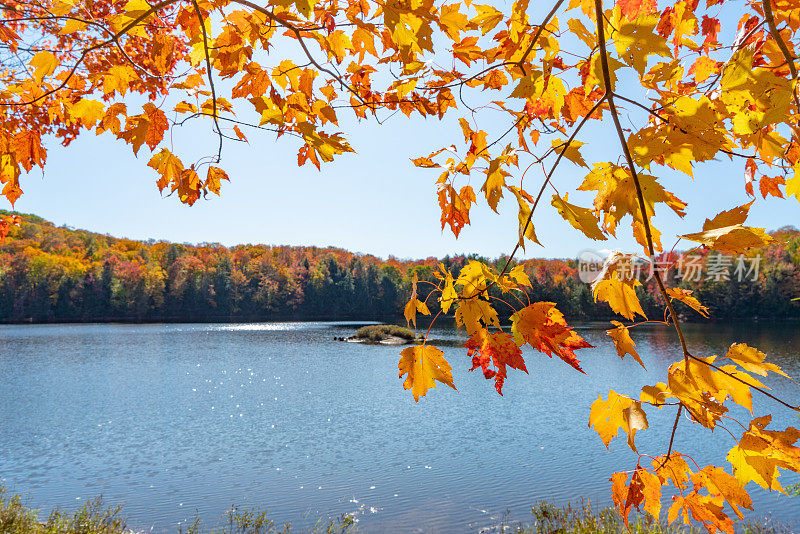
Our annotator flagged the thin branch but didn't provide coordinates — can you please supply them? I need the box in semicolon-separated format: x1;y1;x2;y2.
191;0;222;163
423;310;443;344
494;94;608;283
659;404;683;468
763;0;797;79
762;0;800;110
517;0;566;74
593;0;691;363
457;94;607;302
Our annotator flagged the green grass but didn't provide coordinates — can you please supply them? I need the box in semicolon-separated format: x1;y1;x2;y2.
0;487;127;534
1;486;794;534
0;486;357;534
353;324;416;341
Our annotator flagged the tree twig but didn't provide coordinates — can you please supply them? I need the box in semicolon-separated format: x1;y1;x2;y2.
191;0;223;163
592;0;691;363
659;404;683;468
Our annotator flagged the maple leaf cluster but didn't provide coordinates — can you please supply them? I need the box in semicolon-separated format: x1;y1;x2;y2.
3;0;800;530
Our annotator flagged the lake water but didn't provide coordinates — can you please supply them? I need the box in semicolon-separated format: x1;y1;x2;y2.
1;321;799;532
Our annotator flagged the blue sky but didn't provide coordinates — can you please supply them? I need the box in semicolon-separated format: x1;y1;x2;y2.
8;0;800;261
9;106;800;261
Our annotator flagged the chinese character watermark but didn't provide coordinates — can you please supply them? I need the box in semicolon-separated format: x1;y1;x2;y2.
577;251;762;284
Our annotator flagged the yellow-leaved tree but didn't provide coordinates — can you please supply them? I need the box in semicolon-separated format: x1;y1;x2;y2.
2;0;799;530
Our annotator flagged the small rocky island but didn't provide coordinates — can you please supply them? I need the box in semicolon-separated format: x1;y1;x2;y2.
336;324;424;345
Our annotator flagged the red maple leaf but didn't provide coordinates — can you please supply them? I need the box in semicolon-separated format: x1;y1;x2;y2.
465;331;527;395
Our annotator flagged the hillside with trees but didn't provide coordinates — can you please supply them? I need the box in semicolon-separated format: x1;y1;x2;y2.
1;212;798;324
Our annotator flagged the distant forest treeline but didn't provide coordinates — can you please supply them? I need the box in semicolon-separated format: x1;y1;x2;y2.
1;212;799;323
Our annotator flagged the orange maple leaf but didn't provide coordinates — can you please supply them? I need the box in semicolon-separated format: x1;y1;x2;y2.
464;330;527;395
510;302;592;372
616;0;657;19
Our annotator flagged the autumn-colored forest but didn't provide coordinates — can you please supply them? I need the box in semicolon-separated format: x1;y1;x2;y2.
1;211;798;323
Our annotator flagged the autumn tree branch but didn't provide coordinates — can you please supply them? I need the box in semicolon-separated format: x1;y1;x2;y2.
592;0;691;363
190;0;223;164
473;94;607;295
660;404;683;467
517;0;566;75
494;95;607;279
762;0;797;79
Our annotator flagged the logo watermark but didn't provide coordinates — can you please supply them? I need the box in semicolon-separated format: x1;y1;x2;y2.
577;251;762;284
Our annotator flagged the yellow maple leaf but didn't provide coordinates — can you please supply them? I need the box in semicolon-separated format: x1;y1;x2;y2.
69;99;105;128
398;344;456;401
454;298;499;335
689;56;718;83
691;466;753;520
552;139;588;168
579;163;686;238
666;288;709;318
404;272;431;328
508;264;531;287
653;453;693;490
787;170;800;204
205;167;229;196
29;51;58;83
590;252;647;320
470;4;503;34
594;277;646;320
439;270;457;314
724;343;788;377
148;148;184;193
606;321;645;369
455;259;494;297
668;356;764;426
438;3;468;40
508;186;539;249
481;158;508;212
640;382;669;407
551;193;606;240
59;18;87;35
589;390;649;452
611;12;671;75
668;492;732;534
680;201;775;254
727;415;800;493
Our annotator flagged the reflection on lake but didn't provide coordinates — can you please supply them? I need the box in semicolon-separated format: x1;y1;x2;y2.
1;321;798;532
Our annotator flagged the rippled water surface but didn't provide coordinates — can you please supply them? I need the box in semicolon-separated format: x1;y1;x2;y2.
1;321;799;532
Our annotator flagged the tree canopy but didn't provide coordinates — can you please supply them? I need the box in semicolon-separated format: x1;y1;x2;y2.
2;0;800;530
4;212;797;323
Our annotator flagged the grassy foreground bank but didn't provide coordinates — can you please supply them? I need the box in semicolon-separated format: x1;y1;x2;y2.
1;486;793;534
